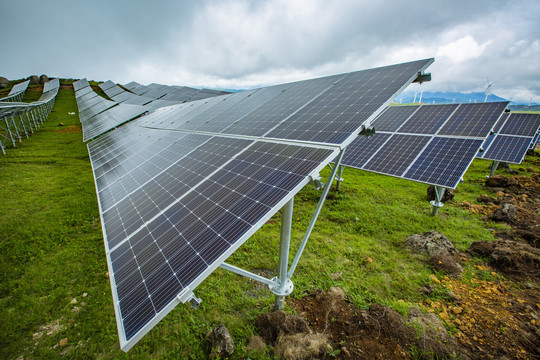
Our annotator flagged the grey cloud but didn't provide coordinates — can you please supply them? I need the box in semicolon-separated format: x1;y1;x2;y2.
1;0;538;102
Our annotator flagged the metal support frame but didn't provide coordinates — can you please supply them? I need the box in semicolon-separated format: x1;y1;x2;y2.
430;186;446;216
335;165;345;191
216;149;346;310
489;161;499;177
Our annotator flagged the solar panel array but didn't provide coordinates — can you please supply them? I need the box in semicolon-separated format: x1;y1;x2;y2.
341;102;508;188
8;80;30;96
73;79;148;141
98;80;230;112
75;58;434;351
480;112;540;163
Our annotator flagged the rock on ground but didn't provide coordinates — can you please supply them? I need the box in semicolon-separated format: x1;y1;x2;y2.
427;185;454;202
28;75;39;85
428;255;463;276
404;231;458;257
486;175;509;188
0;76;8;89
205;323;234;359
490;203;516;222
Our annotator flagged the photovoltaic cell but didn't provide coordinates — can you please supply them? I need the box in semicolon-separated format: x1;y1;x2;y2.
371;105;419;132
8;80;30;95
438;102;508;137
404;137;483;188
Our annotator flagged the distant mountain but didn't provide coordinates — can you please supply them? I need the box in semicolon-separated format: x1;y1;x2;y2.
393;91;510;105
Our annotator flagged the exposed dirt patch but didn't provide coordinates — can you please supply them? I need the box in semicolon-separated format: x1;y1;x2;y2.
291;289;465;359
32;319;63;340
55;125;81;133
419;273;540;359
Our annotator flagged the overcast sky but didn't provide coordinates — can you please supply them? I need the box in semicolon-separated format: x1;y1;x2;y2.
1;0;539;102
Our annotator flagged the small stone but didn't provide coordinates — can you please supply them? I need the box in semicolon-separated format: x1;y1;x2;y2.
70;298;77;304
341;346;351;357
82;293;88;297
365;257;373;263
206;324;234;358
58;122;64;126
105;272;109;277
59;338;68;347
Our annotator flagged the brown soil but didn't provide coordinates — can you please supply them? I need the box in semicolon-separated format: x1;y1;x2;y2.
260;173;540;359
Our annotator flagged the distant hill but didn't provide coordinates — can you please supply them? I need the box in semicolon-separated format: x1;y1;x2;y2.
393;91;511;105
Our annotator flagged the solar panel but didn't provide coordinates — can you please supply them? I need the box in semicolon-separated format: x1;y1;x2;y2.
371;105;419;132
104;85;125;99
531;132;539;149
76;86;94;97
364;134;431;176
478;112;540;163
73;78;90;91
43;78;60;93
265;59;434;144
124;81;141;91
404;137;484;188
88;127;337;350
341;101;508;189
438;102;508;137
80;58;435;351
482;135;533;163
82;104;147;142
499;113;540;136
99;80;116;91
397;104;457;134
9;80;30;95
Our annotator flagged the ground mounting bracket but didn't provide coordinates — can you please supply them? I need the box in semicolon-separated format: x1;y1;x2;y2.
218;149;346;310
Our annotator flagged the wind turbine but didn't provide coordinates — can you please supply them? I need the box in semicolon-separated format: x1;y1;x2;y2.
484;78;496;102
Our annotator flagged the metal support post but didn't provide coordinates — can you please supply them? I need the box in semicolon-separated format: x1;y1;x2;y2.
489;161;499;177
25;112;34;134
10;117;22;142
430;186;445;216
4;118;16;147
288;149;345;278
271;198;294;309
17;114;29;138
335;165;345;191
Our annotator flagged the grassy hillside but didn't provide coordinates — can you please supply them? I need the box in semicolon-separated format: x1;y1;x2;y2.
0;86;537;359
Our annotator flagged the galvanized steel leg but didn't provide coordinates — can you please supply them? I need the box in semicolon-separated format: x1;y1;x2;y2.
288;149;345;278
430;186;445;216
489;161;499;177
272;198;294;310
335;165;345;191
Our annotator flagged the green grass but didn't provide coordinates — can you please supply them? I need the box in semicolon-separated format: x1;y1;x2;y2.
1;87;539;359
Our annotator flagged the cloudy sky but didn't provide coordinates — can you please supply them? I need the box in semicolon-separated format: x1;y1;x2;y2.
1;0;539;102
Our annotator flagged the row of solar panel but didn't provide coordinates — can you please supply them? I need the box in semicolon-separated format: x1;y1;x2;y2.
478;112;540;163
0;78;60;154
98;80;229;111
75;59;435;351
73;80;148;142
340;102;510;188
